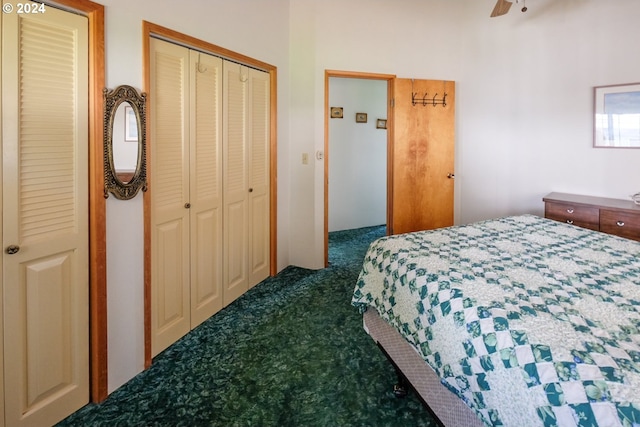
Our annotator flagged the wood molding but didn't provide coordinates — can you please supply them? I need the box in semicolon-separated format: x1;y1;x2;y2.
142;21;153;369
323;70;395;267
143;22;275;72
87;1;107;404
47;0;108;403
270;68;278;276
142;21;278;367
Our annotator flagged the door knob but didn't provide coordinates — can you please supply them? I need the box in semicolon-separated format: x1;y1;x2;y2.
5;245;20;255
184;203;191;209
447;173;455;179
248;188;254;193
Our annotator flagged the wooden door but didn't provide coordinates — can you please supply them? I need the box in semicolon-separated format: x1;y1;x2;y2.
189;50;224;327
2;5;90;425
222;61;249;305
150;38;191;356
247;69;270;289
392;79;455;234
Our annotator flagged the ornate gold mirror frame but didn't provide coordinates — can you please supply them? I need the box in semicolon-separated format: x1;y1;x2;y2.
103;85;147;199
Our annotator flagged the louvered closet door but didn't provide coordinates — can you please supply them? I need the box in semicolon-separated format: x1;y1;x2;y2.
189;50;223;328
222;62;249;306
1;5;90;426
223;63;270;302
247;69;270;288
150;38;191;356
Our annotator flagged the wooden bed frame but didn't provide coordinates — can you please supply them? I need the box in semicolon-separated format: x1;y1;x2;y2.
363;308;485;427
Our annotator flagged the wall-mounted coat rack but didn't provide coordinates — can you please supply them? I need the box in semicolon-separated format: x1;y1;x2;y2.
411;91;447;107
411;79;447;107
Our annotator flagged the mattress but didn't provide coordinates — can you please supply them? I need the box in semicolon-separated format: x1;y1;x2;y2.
352;215;640;427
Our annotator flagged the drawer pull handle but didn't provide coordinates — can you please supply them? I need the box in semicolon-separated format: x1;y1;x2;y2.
566;209;574;214
566;220;574;225
616;221;625;227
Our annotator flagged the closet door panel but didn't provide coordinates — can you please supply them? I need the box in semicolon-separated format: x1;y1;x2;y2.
247;69;270;288
249;193;269;287
154;220;187;330
150;38;190;356
222;61;248;306
224;200;247;305
189;51;223;327
191;211;220;318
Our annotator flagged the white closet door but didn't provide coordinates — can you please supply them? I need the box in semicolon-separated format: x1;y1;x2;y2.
150;38;191;356
189;50;223;327
2;5;89;425
222;61;249;306
247;69;270;288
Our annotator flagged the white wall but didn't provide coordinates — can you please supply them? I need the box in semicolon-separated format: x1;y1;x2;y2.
92;0;640;395
288;0;640;269
328;78;387;231
97;0;291;392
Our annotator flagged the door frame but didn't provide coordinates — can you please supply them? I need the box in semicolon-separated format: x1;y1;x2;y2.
142;21;278;368
323;70;395;267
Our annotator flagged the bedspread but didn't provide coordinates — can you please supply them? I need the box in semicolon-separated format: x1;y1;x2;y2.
352;215;640;427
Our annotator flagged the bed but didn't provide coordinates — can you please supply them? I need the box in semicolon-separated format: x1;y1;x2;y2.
352;215;640;427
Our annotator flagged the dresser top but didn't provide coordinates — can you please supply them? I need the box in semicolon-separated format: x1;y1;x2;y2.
543;192;640;213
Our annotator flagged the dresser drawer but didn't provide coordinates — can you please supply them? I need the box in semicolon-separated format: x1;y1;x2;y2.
600;209;640;241
545;202;600;230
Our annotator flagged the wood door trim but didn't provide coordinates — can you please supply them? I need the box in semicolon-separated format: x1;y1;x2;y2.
323;70;396;267
142;21;278;368
44;0;107;403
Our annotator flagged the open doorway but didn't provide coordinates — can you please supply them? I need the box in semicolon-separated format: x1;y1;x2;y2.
324;72;456;267
324;71;395;267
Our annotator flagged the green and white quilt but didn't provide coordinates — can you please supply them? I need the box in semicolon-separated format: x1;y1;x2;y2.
352;215;640;427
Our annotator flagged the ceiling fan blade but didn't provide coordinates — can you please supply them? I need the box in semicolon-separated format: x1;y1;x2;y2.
490;0;513;17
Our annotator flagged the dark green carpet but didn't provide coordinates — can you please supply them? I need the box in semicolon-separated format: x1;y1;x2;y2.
59;225;437;426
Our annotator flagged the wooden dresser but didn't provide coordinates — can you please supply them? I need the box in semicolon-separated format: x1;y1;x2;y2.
543;192;640;242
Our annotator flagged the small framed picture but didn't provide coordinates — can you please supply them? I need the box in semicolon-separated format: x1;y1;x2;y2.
124;105;138;141
355;112;367;123
330;107;343;119
376;119;387;129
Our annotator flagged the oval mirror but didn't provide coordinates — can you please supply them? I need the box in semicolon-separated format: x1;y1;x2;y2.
112;101;139;184
104;85;147;200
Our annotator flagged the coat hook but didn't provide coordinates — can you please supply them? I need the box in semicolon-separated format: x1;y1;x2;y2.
409;82;447;108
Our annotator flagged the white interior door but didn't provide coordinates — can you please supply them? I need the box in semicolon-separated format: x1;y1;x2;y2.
1;4;90;425
150;38;191;356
